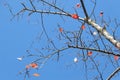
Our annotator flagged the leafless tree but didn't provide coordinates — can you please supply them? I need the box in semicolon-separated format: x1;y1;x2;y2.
6;0;120;80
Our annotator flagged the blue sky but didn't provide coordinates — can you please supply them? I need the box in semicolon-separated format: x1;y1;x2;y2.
0;0;120;80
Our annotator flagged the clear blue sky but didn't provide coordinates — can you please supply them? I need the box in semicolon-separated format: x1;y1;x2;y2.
0;0;120;80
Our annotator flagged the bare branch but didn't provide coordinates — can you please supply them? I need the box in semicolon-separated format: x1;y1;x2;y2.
80;0;89;19
68;45;120;56
87;19;120;49
107;67;120;80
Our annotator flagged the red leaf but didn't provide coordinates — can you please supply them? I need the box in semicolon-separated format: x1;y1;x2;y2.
81;25;85;30
114;55;119;61
59;27;63;32
30;63;38;69
71;14;79;19
76;3;80;8
87;51;92;56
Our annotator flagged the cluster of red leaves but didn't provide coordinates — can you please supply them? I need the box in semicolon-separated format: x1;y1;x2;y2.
25;63;40;77
71;3;81;19
26;63;38;69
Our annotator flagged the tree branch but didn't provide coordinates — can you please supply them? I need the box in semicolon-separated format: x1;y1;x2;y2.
107;67;120;80
16;5;120;50
68;45;120;56
87;19;120;49
80;0;89;19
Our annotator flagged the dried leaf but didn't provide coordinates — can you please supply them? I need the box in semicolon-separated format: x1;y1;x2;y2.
81;25;85;30
30;63;38;69
114;55;119;61
33;73;40;77
71;14;79;19
76;3;80;8
87;51;92;56
59;27;63;32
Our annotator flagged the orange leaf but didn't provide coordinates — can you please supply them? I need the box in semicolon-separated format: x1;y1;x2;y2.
81;25;85;30
71;14;79;19
114;55;119;61
100;11;103;16
33;73;40;77
87;51;92;56
76;3;80;8
59;27;63;32
30;63;38;69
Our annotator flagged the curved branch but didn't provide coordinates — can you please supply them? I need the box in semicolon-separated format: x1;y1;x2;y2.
107;67;120;80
